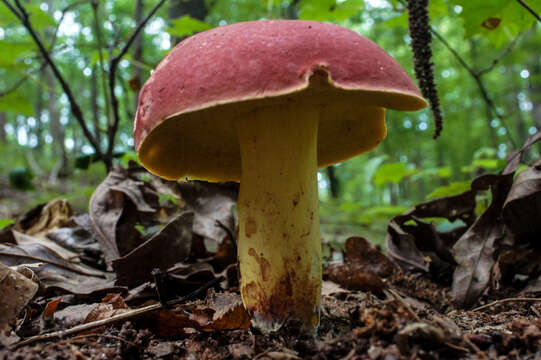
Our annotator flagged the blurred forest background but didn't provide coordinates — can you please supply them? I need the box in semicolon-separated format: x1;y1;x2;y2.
0;0;539;245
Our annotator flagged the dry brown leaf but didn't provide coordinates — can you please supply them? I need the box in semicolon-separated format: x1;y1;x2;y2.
42;297;62;319
324;263;386;295
0;263;39;330
154;292;250;337
15;199;74;236
451;174;514;307
112;213;193;286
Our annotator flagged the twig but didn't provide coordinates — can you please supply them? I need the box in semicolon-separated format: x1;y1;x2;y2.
2;0;103;159
430;28;517;148
106;0;168;163
471;297;541;312
385;287;421;322
0;65;43;97
49;0;88;52
477;37;517;76
10;275;223;349
516;0;541;22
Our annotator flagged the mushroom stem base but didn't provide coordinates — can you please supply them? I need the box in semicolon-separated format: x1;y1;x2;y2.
236;103;321;333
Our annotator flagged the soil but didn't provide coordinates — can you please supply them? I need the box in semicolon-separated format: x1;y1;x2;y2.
2;271;540;360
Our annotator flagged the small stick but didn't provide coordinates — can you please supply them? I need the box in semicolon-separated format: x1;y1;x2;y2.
471;297;541;312
385;288;421;322
11;276;224;349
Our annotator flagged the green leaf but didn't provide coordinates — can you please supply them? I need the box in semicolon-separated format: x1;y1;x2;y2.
167;15;212;38
472;158;506;170
0;41;35;67
26;5;57;30
372;162;415;187
427;181;471;199
385;12;408;28
0;218;15;230
361;205;409;218
0;90;34;116
455;0;538;47
298;0;363;22
0;4;19;26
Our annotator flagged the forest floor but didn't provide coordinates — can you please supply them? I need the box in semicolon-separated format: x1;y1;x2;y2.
2;270;540;359
1;161;541;359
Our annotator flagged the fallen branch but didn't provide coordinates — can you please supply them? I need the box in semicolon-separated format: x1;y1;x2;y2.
11;275;224;349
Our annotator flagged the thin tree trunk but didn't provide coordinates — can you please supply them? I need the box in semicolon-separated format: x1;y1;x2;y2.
46;67;68;177
0;112;6;143
132;0;144;112
90;65;101;146
326;165;339;198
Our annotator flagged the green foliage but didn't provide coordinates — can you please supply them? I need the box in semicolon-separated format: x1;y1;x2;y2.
168;15;212;37
427;181;471;199
25;5;57;30
297;0;364;22
0;219;15;230
0;41;35;68
0;90;34;116
8;166;34;191
455;0;539;47
0;0;539;238
372;162;415;187
118;151;140;167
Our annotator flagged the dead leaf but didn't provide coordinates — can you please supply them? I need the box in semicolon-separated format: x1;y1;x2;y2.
102;293;128;309
42;298;62;319
15;199;74;236
53;304;97;328
386;190;476;274
504;130;541;175
324;263;386;295
113;212;193;286
195;292;250;331
89;166;158;267
344;237;397;277
154;292;250;337
0;233;122;297
0;262;39;330
176;181;238;244
503;158;541;241
451;173;514;307
481;17;501;30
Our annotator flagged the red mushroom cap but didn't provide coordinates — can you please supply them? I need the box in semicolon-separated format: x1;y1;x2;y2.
134;20;427;181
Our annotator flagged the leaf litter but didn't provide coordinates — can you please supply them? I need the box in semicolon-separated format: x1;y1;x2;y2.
2;136;541;358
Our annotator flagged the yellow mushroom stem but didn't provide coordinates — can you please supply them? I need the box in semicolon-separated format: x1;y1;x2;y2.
236;102;322;333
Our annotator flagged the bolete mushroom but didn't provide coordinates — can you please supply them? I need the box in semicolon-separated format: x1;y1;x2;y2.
134;20;427;333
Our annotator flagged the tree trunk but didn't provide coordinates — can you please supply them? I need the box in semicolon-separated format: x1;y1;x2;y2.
0;112;6;143
46;67;69;177
132;0;144;112
326;165;339;198
90;65;101;146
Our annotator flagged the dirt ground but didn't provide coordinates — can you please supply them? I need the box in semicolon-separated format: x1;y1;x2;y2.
2;270;540;360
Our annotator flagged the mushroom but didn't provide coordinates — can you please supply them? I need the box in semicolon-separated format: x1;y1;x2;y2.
134;20;427;333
